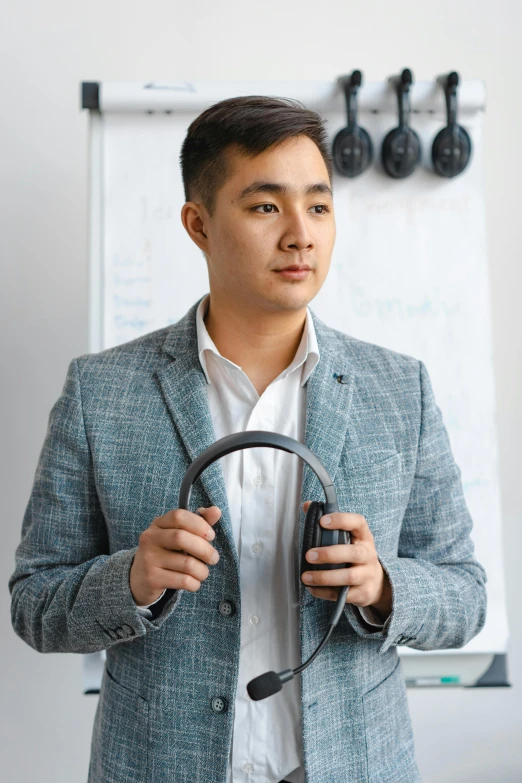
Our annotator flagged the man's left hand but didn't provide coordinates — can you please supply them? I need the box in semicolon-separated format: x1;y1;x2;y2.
301;501;392;619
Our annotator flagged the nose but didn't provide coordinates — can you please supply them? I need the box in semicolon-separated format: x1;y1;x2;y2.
280;211;314;252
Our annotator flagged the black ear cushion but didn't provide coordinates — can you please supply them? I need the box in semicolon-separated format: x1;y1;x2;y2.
431;126;472;177
332;126;374;178
381;127;421;178
301;501;324;578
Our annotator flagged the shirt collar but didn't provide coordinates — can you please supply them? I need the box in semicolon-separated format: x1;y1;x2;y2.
196;293;320;388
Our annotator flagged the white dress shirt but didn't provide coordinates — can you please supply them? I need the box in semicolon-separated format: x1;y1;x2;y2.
136;293;390;782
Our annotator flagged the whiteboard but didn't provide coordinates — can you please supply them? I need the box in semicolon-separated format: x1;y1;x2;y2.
82;79;509;690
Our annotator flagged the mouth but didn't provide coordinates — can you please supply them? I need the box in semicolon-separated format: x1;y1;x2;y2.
274;266;312;279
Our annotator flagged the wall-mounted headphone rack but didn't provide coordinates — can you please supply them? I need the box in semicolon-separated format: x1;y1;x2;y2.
333;69;472;179
82;71;483;184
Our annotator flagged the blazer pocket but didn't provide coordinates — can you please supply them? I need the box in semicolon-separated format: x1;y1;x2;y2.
362;658;419;783
89;666;150;783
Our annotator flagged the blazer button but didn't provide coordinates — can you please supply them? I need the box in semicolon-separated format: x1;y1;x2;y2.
211;696;228;714
218;600;236;617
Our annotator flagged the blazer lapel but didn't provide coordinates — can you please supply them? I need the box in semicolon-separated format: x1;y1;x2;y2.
155;295;356;596
297;314;355;603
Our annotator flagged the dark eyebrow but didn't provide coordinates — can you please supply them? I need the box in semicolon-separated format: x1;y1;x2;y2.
236;181;333;201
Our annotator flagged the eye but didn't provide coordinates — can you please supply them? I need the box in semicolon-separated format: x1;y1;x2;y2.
251;204;278;214
250;203;331;214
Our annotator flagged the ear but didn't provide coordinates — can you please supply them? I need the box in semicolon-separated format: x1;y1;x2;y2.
181;202;209;249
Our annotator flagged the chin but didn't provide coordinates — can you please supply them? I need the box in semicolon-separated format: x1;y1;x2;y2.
264;290;314;311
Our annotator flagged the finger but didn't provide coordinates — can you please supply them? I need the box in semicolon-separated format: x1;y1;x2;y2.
152;567;202;593
320;511;374;543
195;506;222;539
154;549;213;581
307;584;370;607
196;506;222;526
302;564;367;588
306;586;339;602
304;543;369;566
155;526;220;566
158;506;221;541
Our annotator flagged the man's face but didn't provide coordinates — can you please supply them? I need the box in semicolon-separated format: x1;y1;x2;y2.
182;134;336;315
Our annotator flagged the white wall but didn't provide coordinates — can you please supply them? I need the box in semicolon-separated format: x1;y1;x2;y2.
2;1;521;780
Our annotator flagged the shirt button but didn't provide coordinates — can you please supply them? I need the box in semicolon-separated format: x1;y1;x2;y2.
251;541;263;554
248;615;259;625
242;762;253;773
252;473;263;486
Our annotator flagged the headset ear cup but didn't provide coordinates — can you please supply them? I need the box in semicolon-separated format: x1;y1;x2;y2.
301;501;324;578
332;126;373;178
381;127;421;178
431;125;472;177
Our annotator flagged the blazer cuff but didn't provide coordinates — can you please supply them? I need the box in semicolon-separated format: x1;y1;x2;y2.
136;589;168;618
344;554;419;653
99;548;183;641
358;605;388;628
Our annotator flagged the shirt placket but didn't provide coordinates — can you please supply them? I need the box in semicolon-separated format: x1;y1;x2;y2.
234;383;275;781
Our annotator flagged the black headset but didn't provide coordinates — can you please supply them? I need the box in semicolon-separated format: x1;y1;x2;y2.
431;71;472;178
381;68;422;179
332;70;373;178
169;430;351;701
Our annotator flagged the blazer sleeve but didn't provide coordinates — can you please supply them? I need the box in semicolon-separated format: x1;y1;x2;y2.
344;359;488;654
8;358;183;654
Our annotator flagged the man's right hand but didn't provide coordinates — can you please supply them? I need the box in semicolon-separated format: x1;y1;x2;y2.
129;506;222;606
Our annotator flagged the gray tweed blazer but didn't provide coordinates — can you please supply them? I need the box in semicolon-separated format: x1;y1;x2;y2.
9;294;487;783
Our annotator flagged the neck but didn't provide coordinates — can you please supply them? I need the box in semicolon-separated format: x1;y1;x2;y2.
203;293;308;387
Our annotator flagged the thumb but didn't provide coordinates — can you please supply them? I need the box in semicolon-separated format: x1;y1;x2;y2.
196;506;222;526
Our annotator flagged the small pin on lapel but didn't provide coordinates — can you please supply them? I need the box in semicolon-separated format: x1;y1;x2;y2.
333;373;348;384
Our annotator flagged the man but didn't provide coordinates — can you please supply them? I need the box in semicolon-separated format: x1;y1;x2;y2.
9;95;487;783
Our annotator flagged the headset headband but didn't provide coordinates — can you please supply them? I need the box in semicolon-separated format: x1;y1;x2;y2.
178;430;339;514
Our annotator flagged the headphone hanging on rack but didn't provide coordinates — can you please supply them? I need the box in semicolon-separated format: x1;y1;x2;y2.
332;70;373;178
164;430;351;701
381;68;421;179
431;71;472;177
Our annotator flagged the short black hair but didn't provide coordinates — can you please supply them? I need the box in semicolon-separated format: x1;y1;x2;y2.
179;95;333;216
